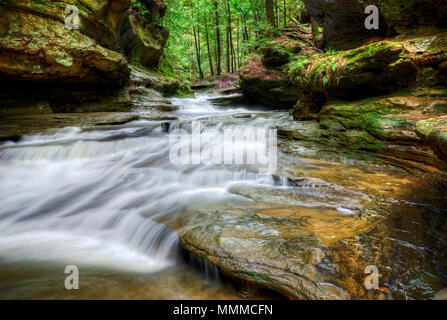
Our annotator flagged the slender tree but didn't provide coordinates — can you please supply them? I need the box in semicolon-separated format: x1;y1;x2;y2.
193;25;204;79
214;0;222;75
204;16;214;76
265;0;276;36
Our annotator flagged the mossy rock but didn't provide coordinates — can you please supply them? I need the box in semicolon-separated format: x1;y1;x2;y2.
416;116;447;163
0;0;131;84
119;9;169;68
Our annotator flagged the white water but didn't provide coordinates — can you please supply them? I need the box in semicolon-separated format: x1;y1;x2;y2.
0;94;289;274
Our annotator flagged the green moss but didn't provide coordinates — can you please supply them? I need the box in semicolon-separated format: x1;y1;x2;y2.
250;272;267;284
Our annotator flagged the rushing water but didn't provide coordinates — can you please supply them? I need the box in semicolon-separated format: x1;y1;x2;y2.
0;94;292;299
0;93;446;299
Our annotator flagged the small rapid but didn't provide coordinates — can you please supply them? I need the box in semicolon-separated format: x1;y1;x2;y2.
0;94;289;276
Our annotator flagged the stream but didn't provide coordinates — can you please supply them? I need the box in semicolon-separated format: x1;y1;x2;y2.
0;94;446;299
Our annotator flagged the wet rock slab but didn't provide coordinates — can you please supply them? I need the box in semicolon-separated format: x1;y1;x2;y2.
170;159;447;300
172;202;363;300
0;113;140;141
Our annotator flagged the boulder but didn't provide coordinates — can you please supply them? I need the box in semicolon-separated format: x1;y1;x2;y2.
239;56;300;108
290;41;417;116
366;0;447;34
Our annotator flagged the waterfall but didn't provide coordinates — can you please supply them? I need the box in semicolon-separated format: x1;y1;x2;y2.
0;94;287;274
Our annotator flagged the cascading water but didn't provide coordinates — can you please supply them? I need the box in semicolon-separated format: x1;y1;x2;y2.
0;93;292;298
1;93;446;300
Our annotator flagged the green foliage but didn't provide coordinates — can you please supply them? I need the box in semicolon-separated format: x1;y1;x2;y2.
289;55;309;80
161;0;307;81
131;0;150;16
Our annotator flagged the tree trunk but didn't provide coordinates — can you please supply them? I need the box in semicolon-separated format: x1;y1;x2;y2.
226;24;230;73
236;17;240;69
193;26;204;80
226;0;234;73
205;16;214;76
265;0;275;36
283;0;287;27
214;0;222;75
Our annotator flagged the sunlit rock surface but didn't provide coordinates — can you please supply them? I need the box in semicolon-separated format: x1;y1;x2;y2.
0;0;131;84
416;116;447;164
172;159;447;300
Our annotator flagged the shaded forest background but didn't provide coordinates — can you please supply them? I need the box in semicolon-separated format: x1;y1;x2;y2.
157;0;307;81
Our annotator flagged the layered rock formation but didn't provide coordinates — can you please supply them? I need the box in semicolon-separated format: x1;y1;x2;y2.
416;116;447;164
119;1;169;67
0;0;133;84
172;158;447;300
239;0;447;171
0;0;169;120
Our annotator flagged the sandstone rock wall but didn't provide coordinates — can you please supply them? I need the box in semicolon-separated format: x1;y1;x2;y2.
0;0;169;114
0;0;131;84
239;2;447;170
302;0;447;50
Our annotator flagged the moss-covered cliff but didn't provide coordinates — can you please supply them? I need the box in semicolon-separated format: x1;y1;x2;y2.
239;0;447;173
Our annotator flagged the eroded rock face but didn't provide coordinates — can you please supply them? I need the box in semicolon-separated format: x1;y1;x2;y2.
302;0;372;50
416;116;447;164
0;0;131;84
291;33;447;118
366;0;447;34
283;91;447;173
0;0;171;117
303;0;447;50
119;1;169;68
